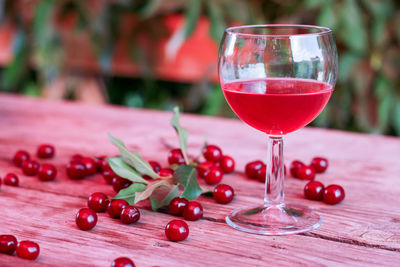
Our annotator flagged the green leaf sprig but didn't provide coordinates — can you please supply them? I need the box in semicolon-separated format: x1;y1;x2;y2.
108;107;203;211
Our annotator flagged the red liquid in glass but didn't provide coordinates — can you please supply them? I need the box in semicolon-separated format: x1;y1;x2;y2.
222;78;333;135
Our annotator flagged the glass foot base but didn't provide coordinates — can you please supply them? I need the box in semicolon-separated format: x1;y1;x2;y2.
225;203;321;235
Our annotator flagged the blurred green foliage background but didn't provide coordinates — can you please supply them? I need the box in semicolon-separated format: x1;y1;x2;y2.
0;0;399;135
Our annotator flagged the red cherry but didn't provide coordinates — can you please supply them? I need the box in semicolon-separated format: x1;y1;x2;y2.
149;161;161;173
76;208;98;230
13;150;30;167
16;241;40;260
204;166;223;185
197;161;215;178
256;165;266;182
94;156;106;172
22;160;40;176
289;160;305;178
0;235;17;255
245;160;264;179
37;144;55;159
304;181;325;201
100;159;111;171
203;145;223;162
213;184;234;204
88;192;109;212
38;164;57;181
168;197;189;216
112;177;132;193
219;155;235;173
4;173;19;186
297;165;316;180
67;162;86;180
70;154;83;164
183;201;203;221
120;206;140;224
112;257;135;267
168;149;185;165
165;220;189;242
311;157;329;173
108;199;129;218
159;168;174;178
323;185;345;205
81;157;97;176
102;169;115;184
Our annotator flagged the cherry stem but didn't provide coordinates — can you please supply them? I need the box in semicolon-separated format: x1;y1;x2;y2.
264;136;285;205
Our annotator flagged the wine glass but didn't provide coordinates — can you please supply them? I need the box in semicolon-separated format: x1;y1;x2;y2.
219;24;338;235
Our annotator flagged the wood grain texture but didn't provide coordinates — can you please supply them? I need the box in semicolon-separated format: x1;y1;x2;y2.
0;94;400;266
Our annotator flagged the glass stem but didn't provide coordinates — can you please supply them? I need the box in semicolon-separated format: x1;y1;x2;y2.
264;136;285;206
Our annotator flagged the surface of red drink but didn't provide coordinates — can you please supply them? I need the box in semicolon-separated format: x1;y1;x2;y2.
223;78;333;135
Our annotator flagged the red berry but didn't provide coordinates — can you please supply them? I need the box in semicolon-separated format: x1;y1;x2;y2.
0;235;17;255
256;165;266;182
149;161;161;173
323;185;345;205
297;165;316;180
37;144;55;159
22;160;40;176
219;155;235;173
94;156;106;172
70;154;83;163
204;166;223;185
203;145;222;162
168;149;185;165
120;206;140;224
290;160;305;178
13;150;30;167
76;208;98;230
102;169;115;184
213;184;234;204
112;177;132;193
112;257;135;267
197;161;215;178
304;181;325;201
108;199;129;218
100;159;111;171
4;173;19;186
183;201;203;221
16;241;40;260
165;220;189;242
81;157;97;176
311;157;329;173
67;162;86;180
159;168;174;178
38;164;57;181
245;160;264;179
88;192;109;212
168;197;189;216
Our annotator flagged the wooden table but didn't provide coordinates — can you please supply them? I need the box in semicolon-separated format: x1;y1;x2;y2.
0;94;400;266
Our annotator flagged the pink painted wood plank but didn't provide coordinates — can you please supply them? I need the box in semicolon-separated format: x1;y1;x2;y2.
0;94;399;265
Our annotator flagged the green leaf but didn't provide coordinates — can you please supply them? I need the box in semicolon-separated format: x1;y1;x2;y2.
339;0;367;53
113;183;147;205
317;2;337;29
170;107;189;164
134;179;171;204
206;0;226;43
107;157;148;184
183;0;202;39
149;185;180;211
108;134;159;178
375;77;393;133
337;52;361;83
173;165;202;200
392;99;400;136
